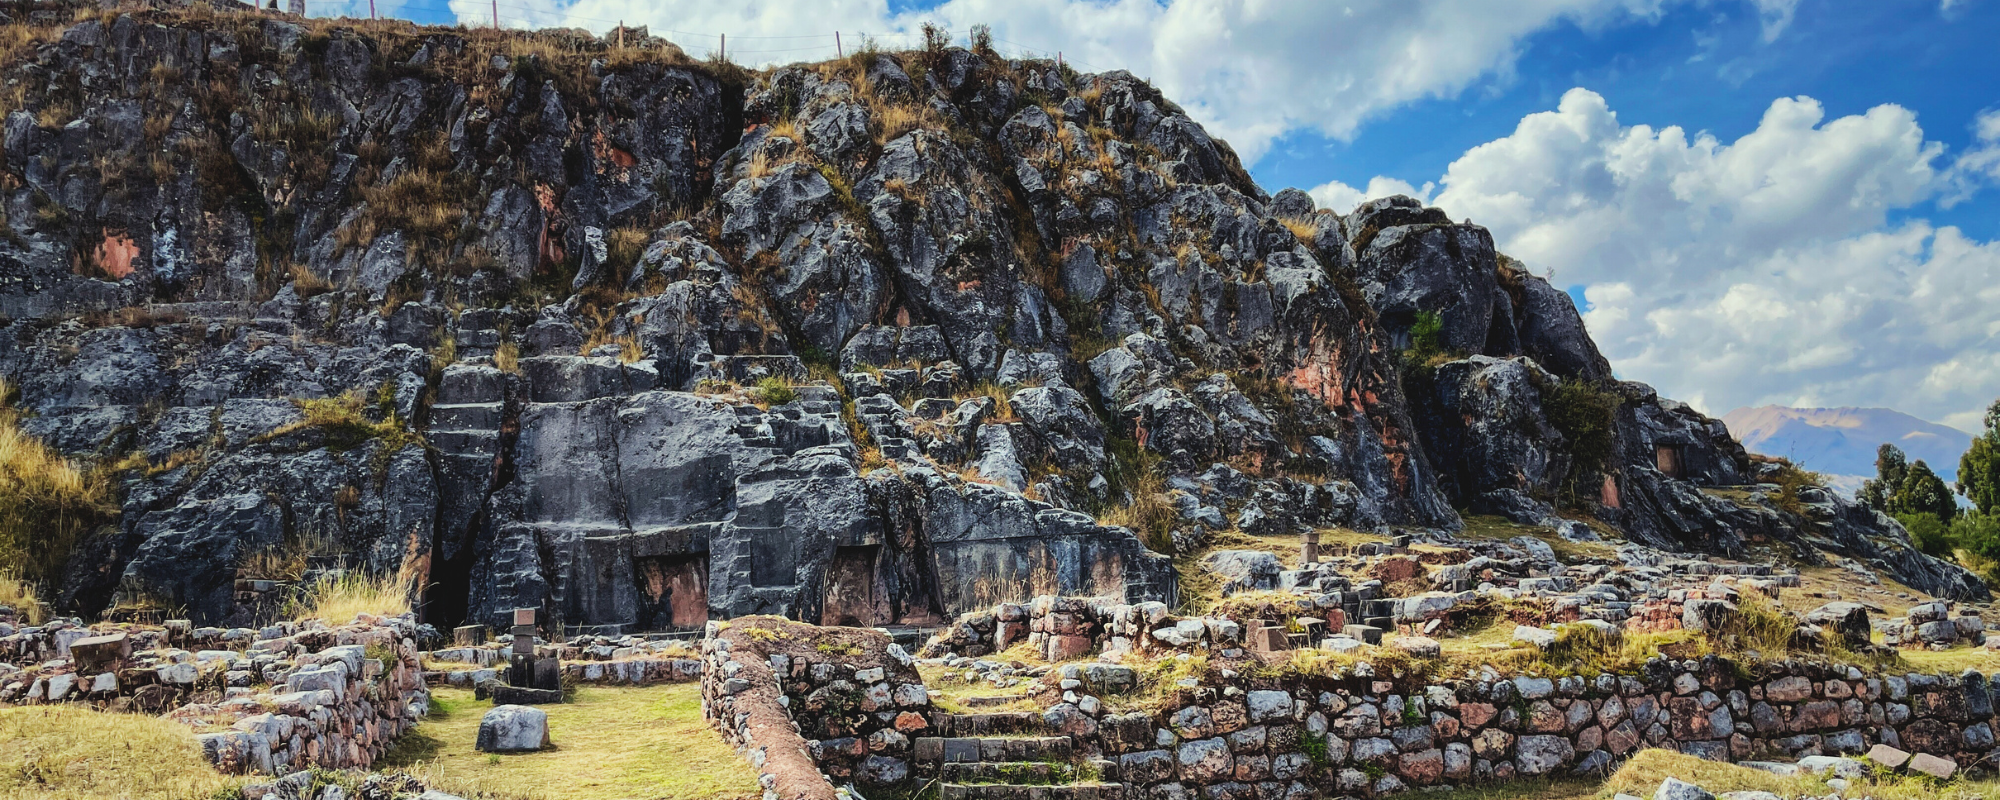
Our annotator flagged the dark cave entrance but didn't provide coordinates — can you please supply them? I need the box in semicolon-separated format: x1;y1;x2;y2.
424;540;478;630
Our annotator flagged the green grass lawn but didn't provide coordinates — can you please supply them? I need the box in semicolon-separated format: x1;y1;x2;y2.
378;684;761;800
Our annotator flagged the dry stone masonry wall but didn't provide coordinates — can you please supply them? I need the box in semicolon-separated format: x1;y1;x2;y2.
0;608;429;775
703;618;930;800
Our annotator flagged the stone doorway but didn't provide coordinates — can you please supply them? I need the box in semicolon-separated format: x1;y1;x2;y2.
1656;445;1685;479
634;554;708;631
823;545;889;627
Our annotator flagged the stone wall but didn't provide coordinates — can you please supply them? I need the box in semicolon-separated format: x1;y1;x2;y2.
424;633;704;688
1038;656;2000;797
701;617;931;800
0;613;429;775
894;597;2000;797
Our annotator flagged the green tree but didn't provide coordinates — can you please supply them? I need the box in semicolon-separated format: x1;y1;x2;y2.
1958;399;2000;515
1891;459;1958;522
1953;511;2000;560
1859;443;1907;511
1948;511;2000;585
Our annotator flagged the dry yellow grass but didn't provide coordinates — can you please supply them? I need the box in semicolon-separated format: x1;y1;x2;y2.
0;380;114;587
0;572;41;625
288;563;417;624
1600;747;2000;800
1602;749;1808;797
1777;564;1925;617
381;685;760;800
1455;514;1619;562
0;704;237;800
1276;216;1319;242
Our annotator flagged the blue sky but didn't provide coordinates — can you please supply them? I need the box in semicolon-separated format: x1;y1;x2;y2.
326;0;1999;431
1251;0;2000;242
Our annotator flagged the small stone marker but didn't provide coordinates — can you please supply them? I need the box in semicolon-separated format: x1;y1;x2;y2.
476;704;551;752
511;608;538;656
1908;752;1956;780
1864;743;1911;770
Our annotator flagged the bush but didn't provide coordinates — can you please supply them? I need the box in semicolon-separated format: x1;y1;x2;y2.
1396;310;1447;374
1766;460;1823;517
1540;378;1620;506
751;377;798;407
1898;512;1954;558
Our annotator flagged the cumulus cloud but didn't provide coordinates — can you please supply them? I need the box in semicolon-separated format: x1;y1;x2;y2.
1398;88;1999;428
1308;177;1434;215
444;0;1712;161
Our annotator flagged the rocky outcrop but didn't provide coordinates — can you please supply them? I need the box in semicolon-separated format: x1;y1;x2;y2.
0;7;1978;639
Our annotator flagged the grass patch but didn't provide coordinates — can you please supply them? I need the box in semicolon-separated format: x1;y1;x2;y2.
1602;749;1808;798
287;564;418;624
380;685;760;800
1896;645;2000;674
1455;515;1618;562
0;704;237;800
0;572;41;624
271;391;423;454
1774;564;1924;617
0;380;117;591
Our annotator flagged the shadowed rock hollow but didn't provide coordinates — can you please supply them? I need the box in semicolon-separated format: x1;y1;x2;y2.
0;7;1980;631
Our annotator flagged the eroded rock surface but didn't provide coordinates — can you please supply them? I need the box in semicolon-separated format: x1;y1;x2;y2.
0;10;1978;636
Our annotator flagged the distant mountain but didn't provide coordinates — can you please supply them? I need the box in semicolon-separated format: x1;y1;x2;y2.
1721;407;1974;491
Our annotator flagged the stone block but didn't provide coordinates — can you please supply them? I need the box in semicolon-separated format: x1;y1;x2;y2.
69;633;131;672
1908;752;1956;780
490;685;562;705
476;704;550;752
1863;743;1910;769
453;625;488;646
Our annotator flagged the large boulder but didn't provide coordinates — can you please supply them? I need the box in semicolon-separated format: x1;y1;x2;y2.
476;705;551;752
1804;602;1872;646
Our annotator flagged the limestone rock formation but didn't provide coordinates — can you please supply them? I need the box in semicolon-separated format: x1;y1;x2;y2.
0;8;1978;635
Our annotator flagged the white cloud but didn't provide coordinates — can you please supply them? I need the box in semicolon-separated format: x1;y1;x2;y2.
1384;88;2000;427
1943;108;2000;207
441;0;1724;161
1749;0;1801;41
1308;176;1434;215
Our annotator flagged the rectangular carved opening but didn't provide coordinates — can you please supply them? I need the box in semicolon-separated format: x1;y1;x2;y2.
823;545;887;627
1656;445;1685;479
634;554;708;631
